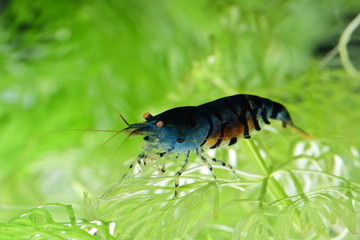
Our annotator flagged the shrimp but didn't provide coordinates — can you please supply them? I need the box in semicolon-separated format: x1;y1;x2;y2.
122;94;309;196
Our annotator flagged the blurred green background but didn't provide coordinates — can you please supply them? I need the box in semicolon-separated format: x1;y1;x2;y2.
1;0;360;238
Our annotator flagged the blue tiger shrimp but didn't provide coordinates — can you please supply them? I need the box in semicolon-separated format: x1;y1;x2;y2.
121;94;309;196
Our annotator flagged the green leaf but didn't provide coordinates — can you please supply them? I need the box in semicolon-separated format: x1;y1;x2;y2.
276;204;297;240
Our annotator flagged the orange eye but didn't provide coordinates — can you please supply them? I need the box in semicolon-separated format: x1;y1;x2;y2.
155;120;164;128
143;112;153;120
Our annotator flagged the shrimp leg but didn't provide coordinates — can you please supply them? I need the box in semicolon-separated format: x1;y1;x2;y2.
174;151;190;197
122;149;174;181
199;149;239;181
120;152;147;182
196;149;217;181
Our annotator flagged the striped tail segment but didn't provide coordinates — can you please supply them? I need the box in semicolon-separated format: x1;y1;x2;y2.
199;94;310;149
238;94;311;138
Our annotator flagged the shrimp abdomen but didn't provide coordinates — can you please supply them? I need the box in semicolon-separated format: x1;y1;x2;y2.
198;94;309;148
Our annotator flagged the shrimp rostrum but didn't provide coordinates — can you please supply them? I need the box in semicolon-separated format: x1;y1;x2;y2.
122;94;308;196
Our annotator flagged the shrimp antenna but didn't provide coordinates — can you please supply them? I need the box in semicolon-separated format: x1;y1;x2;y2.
93;128;128;153
48;129;120;133
118;112;130;126
105;128;139;172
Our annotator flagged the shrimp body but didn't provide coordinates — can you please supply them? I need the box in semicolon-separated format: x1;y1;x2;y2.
126;94;305;152
123;94;308;195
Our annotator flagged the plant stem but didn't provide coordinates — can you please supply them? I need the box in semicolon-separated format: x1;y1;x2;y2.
242;139;302;228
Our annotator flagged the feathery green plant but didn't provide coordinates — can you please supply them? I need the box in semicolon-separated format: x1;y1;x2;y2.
1;0;359;239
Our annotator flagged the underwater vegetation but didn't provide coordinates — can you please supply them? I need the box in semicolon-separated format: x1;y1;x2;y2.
1;0;360;239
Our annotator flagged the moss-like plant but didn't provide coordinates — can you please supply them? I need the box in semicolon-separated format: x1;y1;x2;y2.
1;0;359;239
